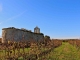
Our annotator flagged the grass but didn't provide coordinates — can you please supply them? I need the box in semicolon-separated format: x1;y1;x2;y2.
39;42;80;60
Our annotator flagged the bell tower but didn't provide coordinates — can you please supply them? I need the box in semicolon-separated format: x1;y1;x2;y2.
34;26;40;33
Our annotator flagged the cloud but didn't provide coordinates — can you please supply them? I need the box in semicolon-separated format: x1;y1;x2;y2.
52;37;79;39
0;10;27;25
8;10;26;21
0;3;2;12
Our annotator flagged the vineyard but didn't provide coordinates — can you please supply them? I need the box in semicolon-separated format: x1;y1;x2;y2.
68;39;80;49
0;38;62;60
0;38;80;60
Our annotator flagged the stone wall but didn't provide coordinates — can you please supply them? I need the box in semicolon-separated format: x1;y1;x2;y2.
2;27;44;43
0;38;2;43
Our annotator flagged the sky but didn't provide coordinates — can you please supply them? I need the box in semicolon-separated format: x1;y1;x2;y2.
0;0;80;39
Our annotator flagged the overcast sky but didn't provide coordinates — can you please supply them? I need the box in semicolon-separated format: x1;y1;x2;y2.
0;0;80;39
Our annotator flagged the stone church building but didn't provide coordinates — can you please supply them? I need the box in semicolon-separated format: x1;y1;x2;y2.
2;26;44;43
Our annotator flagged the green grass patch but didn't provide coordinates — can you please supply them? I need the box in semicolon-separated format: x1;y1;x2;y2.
39;42;80;60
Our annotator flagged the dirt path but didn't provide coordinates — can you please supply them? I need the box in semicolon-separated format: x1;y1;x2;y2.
40;42;80;60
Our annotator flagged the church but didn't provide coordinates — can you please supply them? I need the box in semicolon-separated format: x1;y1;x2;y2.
2;26;44;43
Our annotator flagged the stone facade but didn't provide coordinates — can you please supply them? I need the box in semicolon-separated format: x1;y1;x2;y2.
0;38;2;43
2;27;44;43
